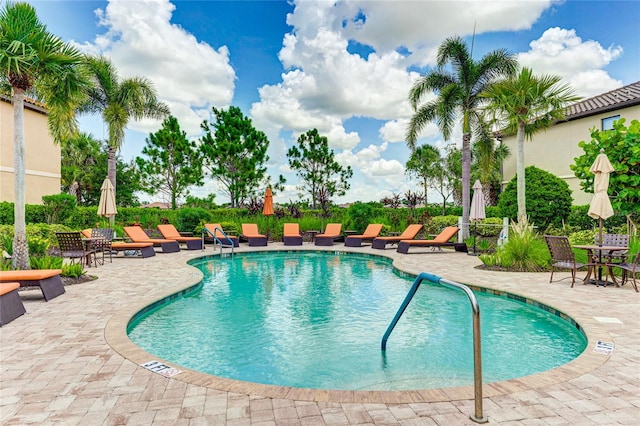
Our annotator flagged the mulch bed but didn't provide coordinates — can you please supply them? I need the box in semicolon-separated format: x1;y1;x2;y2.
62;275;98;286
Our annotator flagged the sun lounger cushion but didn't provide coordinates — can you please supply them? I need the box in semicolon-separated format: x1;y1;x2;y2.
0;282;26;326
315;224;343;246
0;269;65;301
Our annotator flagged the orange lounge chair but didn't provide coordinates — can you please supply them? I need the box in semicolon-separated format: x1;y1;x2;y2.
241;224;268;246
396;226;467;254
0;282;26;326
344;224;384;247
315;223;343;246
0;269;65;301
157;224;203;250
204;224;239;247
283;223;303;246
123;226;180;253
371;224;423;249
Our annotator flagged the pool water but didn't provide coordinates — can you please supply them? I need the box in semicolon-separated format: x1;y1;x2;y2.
128;252;587;390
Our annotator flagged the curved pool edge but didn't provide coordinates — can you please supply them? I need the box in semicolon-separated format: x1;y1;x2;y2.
104;246;613;404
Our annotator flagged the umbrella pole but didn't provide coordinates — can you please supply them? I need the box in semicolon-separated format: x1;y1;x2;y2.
598;218;603;285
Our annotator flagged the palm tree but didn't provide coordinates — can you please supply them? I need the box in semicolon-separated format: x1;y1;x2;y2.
0;2;87;269
406;36;517;237
79;56;169;204
472;127;511;205
481;67;580;221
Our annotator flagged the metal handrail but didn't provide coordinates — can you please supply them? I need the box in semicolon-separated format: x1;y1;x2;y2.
202;227;235;255
381;272;486;423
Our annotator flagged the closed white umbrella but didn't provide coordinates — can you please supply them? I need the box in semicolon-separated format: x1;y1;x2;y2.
97;177;118;221
587;149;614;245
469;180;486;255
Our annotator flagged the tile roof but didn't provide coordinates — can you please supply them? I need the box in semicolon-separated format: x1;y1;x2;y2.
566;80;640;120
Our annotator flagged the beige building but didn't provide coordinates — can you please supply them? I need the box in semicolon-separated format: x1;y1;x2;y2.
1;95;61;205
501;81;640;205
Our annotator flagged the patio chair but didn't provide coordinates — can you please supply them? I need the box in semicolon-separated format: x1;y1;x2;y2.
56;231;97;268
544;235;593;287
204;224;239;247
157;224;203;250
123;226;180;253
396;226;467;254
344;224;383;247
605;250;639;292
314;223;342;246
91;228;114;264
598;233;630;264
371;224;423;249
241;223;268;246
283;223;303;246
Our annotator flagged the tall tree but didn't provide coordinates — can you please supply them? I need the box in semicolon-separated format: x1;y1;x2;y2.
200;106;271;208
79;55;169;205
0;2;87;269
406;35;517;237
482;67;579;221
136;116;204;209
405;144;440;205
287;129;353;209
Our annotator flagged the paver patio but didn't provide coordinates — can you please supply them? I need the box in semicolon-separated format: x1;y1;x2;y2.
1;243;639;425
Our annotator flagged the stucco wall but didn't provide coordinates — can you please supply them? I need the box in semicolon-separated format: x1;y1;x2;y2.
501;104;640;205
1;98;61;205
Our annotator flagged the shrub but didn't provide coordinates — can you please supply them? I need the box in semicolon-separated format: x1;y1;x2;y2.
61;263;85;278
479;218;550;271
42;193;77;225
347;203;376;233
423;215;459;235
498;166;572;231
176;208;212;233
30;255;63;270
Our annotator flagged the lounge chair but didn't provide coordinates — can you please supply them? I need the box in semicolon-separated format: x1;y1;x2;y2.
0;269;65;301
123;226;180;253
344;224;383;247
371;224;423;249
110;242;156;258
315;223;342;246
283;223;303;246
241;224;268;246
396;226;467;254
204;224;239;247
0;282;26;326
157;224;203;250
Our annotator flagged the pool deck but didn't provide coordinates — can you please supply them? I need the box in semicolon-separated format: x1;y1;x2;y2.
1;242;639;425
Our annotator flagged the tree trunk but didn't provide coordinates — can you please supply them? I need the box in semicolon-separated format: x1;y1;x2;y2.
461;132;471;239
107;145;117;226
12;88;31;269
516;121;526;222
423;177;428;206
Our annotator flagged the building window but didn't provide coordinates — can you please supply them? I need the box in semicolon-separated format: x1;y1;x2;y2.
602;115;620;131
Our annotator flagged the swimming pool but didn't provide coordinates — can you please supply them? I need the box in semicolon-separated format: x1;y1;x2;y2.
128;251;587;390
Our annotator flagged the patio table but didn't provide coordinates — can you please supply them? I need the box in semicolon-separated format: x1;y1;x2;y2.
573;244;629;287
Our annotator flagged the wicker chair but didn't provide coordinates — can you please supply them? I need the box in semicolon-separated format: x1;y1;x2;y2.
91;228;114;264
56;231;97;268
544;235;593;287
598;233;630;264
606;251;639;292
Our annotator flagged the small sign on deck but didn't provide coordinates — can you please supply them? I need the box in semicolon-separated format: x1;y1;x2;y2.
141;360;182;377
594;341;615;355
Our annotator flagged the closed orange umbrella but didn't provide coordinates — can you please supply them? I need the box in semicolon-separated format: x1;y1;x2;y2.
262;187;274;216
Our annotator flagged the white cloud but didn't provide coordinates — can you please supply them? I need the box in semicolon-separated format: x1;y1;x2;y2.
518;27;623;97
78;0;236;136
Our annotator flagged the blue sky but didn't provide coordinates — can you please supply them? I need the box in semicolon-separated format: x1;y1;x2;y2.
30;0;640;205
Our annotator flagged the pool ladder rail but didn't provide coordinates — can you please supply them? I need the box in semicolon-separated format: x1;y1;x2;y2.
202;226;235;255
381;272;486;424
